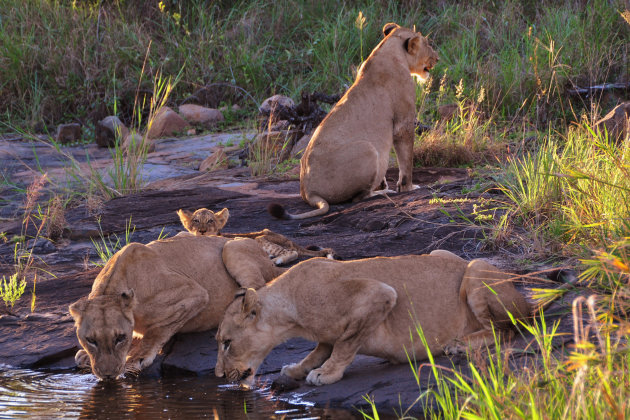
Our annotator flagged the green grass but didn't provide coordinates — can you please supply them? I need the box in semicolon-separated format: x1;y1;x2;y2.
1;1;627;131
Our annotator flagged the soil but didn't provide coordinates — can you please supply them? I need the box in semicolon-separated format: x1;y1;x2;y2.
0;133;579;416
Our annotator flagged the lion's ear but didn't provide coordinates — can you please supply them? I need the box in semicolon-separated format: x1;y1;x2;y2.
69;297;88;321
177;209;193;227
119;289;136;311
404;35;421;55
241;288;259;317
215;208;230;229
382;22;399;37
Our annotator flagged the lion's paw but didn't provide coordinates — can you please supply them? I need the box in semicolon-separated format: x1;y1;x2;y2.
305;368;343;386
75;349;91;369
281;363;307;380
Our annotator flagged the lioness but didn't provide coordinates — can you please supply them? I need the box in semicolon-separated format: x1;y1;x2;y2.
215;250;549;386
268;23;438;220
69;234;283;380
177;207;336;265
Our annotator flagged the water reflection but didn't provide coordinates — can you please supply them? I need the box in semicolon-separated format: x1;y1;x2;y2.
0;368;359;419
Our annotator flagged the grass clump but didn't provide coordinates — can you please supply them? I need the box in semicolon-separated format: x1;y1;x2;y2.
496;125;630;254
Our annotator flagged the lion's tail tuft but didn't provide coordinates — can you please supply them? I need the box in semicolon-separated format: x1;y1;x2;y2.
268;203;289;219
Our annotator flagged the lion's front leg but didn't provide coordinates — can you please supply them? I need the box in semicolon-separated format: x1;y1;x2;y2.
281;343;333;380
75;349;91;370
125;288;209;375
305;280;397;386
393;120;418;192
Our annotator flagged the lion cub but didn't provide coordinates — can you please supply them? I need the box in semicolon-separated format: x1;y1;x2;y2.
177;208;335;265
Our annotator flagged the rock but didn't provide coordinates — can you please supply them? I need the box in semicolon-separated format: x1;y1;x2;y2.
595;102;630;143
26;238;56;254
259;94;295;114
96;116;129;148
438;103;460;122
147;106;189;139
271;120;290;131
178;104;224;127
290;134;312;158
123;132;155;154
55;123;82;144
199;148;229;172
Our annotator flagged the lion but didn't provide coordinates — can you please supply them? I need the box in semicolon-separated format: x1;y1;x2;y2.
268;23;438;220
68;234;284;380
215;250;569;386
177;207;336;265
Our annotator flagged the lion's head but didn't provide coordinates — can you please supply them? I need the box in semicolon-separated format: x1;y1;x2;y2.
69;290;136;380
215;288;274;387
382;22;438;81
177;207;229;236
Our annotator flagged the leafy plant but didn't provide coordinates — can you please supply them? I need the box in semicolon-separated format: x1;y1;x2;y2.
0;273;26;310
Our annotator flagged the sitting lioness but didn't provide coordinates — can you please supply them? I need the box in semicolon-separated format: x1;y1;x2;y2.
268;23;438;220
215;250;549;386
177;207;336;265
69;234;283;380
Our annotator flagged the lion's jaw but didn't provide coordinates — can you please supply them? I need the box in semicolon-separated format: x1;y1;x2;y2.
215;298;278;387
408;37;439;82
71;295;135;380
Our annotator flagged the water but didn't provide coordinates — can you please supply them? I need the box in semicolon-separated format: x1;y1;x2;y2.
0;368;360;419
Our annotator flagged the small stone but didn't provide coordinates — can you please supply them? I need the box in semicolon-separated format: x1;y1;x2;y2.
96;116;129;148
55;123;82;144
595;102;630;143
199;148;229;172
178;104;224;127
123;133;155;154
147;106;189;139
259;95;295;114
290;134;312;158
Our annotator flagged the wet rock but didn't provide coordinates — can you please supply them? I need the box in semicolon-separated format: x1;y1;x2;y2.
259;95;295;114
162;331;217;375
147;106;189;139
199;148;229;172
595;102;630;143
96;116;129;148
178;104;224;127
55;123;82;144
290;134;311;158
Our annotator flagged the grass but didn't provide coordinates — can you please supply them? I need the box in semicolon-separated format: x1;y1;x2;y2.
1;1;627;131
91;216;136;267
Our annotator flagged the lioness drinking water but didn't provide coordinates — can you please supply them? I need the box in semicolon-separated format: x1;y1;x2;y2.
215;250;565;386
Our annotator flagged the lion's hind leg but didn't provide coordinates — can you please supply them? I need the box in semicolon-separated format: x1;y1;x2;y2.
447;259;531;355
305;280;397;385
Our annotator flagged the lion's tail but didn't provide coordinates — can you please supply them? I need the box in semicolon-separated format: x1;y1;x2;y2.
267;199;330;220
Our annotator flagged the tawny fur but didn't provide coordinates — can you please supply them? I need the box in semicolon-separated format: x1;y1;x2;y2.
215;250;542;386
269;23;439;220
69;235;284;380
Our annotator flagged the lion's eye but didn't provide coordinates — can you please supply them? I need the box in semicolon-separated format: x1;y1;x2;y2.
223;340;231;351
86;338;97;347
193;219;200;223
115;334;126;345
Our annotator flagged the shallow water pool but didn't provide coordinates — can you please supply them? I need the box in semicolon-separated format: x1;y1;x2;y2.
0;368;359;419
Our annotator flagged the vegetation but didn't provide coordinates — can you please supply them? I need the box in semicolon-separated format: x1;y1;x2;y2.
0;0;629;418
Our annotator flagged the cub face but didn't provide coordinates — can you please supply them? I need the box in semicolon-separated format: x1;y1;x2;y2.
177;208;229;236
383;22;439;81
215;288;274;387
68;291;135;380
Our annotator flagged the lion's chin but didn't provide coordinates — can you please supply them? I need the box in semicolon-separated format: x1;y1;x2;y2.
412;71;430;83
